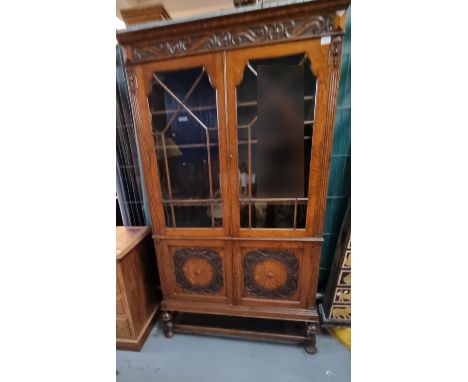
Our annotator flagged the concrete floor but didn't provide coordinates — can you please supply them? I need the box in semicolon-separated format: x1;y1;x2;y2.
117;318;350;382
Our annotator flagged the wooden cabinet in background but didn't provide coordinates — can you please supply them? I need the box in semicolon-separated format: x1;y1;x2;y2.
116;226;160;350
117;0;350;354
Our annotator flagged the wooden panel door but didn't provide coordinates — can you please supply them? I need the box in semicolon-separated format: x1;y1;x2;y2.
162;239;233;304
233;241;318;309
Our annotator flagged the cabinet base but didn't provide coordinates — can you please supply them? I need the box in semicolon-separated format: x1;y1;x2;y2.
161;308;319;354
161;299;319;322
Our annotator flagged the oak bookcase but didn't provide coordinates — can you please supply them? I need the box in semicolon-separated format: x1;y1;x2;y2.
117;0;350;354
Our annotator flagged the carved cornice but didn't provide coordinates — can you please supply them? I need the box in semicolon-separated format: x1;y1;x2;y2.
129;14;335;64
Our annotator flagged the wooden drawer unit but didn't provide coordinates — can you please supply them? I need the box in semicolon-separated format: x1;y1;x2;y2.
116;226;160;351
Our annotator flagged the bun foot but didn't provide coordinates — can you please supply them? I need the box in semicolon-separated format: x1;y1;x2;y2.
162;311;174;339
305;323;318;355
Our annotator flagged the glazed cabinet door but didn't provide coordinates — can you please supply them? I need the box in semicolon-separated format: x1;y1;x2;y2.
130;53;230;237
225;39;339;238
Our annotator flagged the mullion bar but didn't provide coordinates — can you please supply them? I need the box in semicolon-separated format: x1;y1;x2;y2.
161;68;205;133
205;129;216;228
293;199;298;230
151;95;316;115
153;104;216;115
238;120;313;129
162;198;222;205
247;63;257;77
245;115;258;228
153;74;209;131
160;134;176;227
239;198;307;204
248;118;252;229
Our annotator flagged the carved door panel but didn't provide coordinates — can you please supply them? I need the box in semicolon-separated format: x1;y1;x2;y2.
233;241;316;308
163;239;233;304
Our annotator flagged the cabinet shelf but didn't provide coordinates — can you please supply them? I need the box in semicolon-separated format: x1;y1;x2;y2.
153;136;312;150
152;121;313;135
151;95;315;116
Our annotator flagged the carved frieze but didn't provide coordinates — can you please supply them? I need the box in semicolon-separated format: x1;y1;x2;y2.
243;250;298;298
129;15;335;63
174;248;224;294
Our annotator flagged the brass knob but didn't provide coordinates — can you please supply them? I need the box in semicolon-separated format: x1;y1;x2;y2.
267;272;273;279
195;269;201;276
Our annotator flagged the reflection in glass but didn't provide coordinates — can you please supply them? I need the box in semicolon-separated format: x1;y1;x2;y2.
148;67;222;228
236;54;316;229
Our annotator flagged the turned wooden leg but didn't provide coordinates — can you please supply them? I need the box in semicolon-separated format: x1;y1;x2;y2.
162;311;174;338
305;323;318;354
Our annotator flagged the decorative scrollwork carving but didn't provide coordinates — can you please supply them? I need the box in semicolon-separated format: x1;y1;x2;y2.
126;68;138;93
243;250;298;298
330;36;343;68
174;248;224;294
130;15;334;63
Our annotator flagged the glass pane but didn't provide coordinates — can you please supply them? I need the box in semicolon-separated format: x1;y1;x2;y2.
239;201;307;229
236;54;316;229
148;67;222;228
